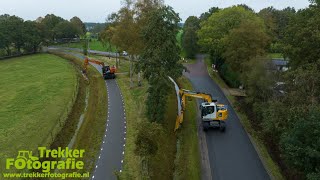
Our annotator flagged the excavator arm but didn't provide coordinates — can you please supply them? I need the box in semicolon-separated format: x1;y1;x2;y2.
174;89;215;131
179;89;214;102
83;57;105;73
82;57;117;81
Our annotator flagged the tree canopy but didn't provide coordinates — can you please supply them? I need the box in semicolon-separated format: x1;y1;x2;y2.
138;5;183;123
182;16;200;58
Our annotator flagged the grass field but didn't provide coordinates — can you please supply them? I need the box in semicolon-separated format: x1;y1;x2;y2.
57;39;117;52
0;54;78;173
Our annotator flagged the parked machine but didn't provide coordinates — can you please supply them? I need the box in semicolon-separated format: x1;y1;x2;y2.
175;89;228;132
83;57;116;80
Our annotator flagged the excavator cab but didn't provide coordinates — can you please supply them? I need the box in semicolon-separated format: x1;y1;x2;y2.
200;102;227;132
102;65;116;79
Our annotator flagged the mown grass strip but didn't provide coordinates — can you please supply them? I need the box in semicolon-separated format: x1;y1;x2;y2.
49;51;108;176
116;73;200;179
116;74;148;179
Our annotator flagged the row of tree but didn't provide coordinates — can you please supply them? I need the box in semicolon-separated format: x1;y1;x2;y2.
190;1;319;179
100;0;183;178
0;14;86;56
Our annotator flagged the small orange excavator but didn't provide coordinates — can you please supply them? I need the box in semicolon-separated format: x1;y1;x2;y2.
82;57;116;80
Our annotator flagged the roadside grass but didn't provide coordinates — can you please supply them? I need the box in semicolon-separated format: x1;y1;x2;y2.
148;92;177;180
180;58;197;64
117;71;200;179
49;51;108;176
117;73;177;180
174;77;201;180
0;54;77;173
268;53;284;59
204;57;284;180
89;55;131;73
116;74;148;179
204;58;229;89
57;39;116;52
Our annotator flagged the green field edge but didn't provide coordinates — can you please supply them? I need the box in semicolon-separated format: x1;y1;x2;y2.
0;54;79;176
49;51;108;177
204;57;284;180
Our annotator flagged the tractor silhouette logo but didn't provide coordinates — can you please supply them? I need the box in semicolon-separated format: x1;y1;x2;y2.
17;151;39;161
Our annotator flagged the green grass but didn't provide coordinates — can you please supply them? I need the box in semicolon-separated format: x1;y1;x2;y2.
0;54;78;173
117;73;177;180
115;74;180;180
148;92;177;180
49;51;108;176
180;58;197;65
177;29;187;58
268;53;284;59
89;55;131;73
116;74;149;179
174;77;201;180
204;57;285;180
57;39;117;52
177;29;183;48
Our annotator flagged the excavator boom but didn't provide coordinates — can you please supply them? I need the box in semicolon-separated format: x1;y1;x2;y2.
82;57;116;81
174;88;228;132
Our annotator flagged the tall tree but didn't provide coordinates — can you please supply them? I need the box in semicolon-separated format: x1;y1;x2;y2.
182;16;200;58
198;6;269;85
104;0;163;87
23;21;43;53
137;6;183;123
0;15;25;54
198;6;261;54
283;5;320;69
54;21;82;39
199;7;220;22
222;18;269;74
41;14;65;41
70;16;86;35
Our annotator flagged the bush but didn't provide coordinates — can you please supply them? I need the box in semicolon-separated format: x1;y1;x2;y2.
219;63;241;88
280;109;320;178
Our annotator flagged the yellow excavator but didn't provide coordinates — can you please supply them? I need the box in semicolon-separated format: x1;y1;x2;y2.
175;89;228;132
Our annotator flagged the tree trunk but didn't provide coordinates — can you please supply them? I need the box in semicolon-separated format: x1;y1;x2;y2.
6;46;11;56
138;72;141;86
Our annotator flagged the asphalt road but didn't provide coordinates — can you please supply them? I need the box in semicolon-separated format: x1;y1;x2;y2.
48;46;129;59
184;56;270;180
92;80;126;180
48;49;126;180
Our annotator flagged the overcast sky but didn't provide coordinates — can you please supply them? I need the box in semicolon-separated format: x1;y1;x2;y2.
0;0;311;23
